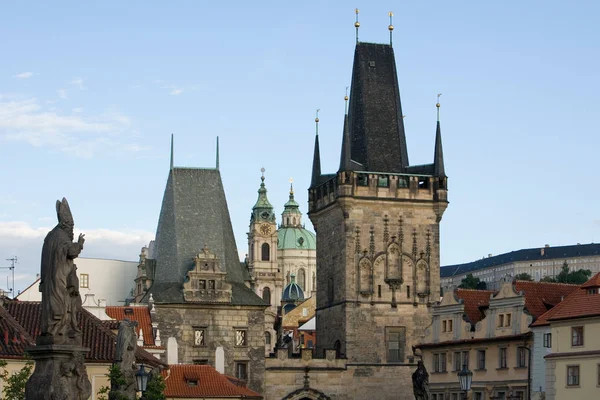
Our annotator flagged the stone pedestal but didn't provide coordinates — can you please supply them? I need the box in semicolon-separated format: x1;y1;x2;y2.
25;344;92;400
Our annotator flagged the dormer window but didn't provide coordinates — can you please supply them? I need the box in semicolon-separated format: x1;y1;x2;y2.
587;288;598;295
186;379;198;386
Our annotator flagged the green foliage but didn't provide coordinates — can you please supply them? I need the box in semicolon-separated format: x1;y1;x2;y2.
541;262;592;285
0;359;34;400
97;364;129;400
459;273;486;290
515;272;534;281
144;372;167;400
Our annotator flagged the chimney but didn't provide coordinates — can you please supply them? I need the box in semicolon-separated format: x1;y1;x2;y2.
541;248;545;256
488;254;492;258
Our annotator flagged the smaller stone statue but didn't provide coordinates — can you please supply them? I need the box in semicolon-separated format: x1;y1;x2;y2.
412;360;430;400
111;319;139;400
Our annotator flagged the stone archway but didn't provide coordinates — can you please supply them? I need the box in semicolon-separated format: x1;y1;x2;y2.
282;387;331;400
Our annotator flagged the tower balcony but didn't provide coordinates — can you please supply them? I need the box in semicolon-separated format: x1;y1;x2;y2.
309;171;447;213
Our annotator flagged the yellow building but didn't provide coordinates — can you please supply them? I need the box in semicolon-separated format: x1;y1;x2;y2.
416;278;576;400
534;272;600;400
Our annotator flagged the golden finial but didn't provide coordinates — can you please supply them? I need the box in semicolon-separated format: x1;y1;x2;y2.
289;177;294;195
355;8;360;43
389;11;394;46
260;167;265;182
315;109;320;136
437;93;442;121
344;86;349;114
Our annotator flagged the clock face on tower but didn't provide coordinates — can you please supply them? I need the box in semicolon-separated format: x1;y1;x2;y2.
260;224;272;236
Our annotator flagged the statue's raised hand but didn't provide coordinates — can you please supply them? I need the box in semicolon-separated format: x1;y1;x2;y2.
78;233;85;246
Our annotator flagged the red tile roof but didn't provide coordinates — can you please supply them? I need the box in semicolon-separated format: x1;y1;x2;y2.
1;300;165;368
514;280;578;319
455;289;494;324
532;273;600;326
105;306;155;346
162;364;262;399
0;304;34;359
580;271;600;289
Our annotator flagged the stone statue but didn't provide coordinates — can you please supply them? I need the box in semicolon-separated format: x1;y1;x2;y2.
39;198;85;345
25;198;91;400
412;360;430;400
111;319;138;400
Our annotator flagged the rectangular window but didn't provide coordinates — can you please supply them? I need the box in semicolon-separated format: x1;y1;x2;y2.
433;353;447;373
571;327;583;346
499;348;507;369
498;314;504;328
543;333;552;348
407;285;410;299
208;280;215;289
199;280;206;290
448;320;453;332
461;351;469;369
517;347;527;367
567;365;580;386
377;176;389;187
378;285;382;298
477;350;486;370
453;352;462;371
505;313;512;327
235;361;248;381
194;329;205;346
386;327;406;362
474;393;483;400
514;391;524;400
597;363;600;386
442;320;447;333
80;273;89;288
192;359;208;365
235;329;247;346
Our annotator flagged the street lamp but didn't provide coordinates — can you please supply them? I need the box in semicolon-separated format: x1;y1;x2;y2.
457;364;473;400
135;364;149;399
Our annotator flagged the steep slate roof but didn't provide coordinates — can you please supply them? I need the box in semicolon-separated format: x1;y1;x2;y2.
105;306;155;346
455;289;495;324
347;42;409;172
441;243;600;278
2;300;165;367
149;167;263;306
534;272;600;323
162;364;262;399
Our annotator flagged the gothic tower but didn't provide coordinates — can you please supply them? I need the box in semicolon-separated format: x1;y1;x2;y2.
308;42;448;363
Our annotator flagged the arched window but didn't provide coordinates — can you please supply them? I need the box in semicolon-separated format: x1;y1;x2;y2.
261;243;270;261
297;268;306;290
293;217;296;225
262;287;271;304
265;331;271;345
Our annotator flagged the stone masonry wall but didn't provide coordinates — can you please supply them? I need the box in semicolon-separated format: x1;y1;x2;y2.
154;304;265;394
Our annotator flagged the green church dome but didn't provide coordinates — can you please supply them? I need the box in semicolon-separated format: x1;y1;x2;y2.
277;227;316;250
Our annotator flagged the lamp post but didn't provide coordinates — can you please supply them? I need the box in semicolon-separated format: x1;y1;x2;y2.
135;364;149;399
457;364;473;400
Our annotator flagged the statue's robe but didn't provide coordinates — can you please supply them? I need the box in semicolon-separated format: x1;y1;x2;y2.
39;225;83;341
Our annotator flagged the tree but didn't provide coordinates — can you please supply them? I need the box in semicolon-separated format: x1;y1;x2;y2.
543;261;592;285
515;272;533;281
144;372;167;400
0;359;34;400
459;273;484;290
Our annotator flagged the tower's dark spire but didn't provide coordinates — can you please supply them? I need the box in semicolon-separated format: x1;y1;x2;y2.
339;92;352;171
433;96;446;177
346;43;409;172
216;136;220;170
310;110;322;188
170;134;174;170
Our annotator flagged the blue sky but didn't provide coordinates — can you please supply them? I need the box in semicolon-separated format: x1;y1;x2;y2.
1;1;599;294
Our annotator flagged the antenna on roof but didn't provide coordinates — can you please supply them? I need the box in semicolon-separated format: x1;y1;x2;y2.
437;93;442;122
388;12;394;46
315;109;320;136
345;86;349;114
216;136;220;170
170;134;174;170
355;9;360;44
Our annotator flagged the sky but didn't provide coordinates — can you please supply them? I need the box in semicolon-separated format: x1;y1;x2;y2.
1;1;599;295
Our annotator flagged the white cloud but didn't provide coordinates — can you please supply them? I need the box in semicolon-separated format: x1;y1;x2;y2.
0;221;153;292
15;72;33;79
72;107;84;113
0;96;140;157
57;89;68;99
170;88;183;96
70;77;86;90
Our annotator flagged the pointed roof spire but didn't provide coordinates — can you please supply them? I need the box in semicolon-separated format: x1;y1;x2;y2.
170;134;174;170
339;90;352;172
252;168;274;214
433;94;446;177
388;12;394;46
215;136;220;170
355;8;360;44
310;110;322;188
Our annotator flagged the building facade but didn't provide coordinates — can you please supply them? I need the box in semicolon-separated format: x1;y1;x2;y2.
441;243;600;290
417;279;577;400
246;173;316;355
535;273;600;400
140;146;268;394
265;38;448;400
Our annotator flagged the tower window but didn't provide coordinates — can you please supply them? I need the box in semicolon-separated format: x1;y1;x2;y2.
386;327;406;362
265;331;271;345
262;287;271;304
297;268;306;290
261;243;270;261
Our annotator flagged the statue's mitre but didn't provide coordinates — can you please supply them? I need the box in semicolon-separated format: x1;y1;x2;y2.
56;197;74;225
